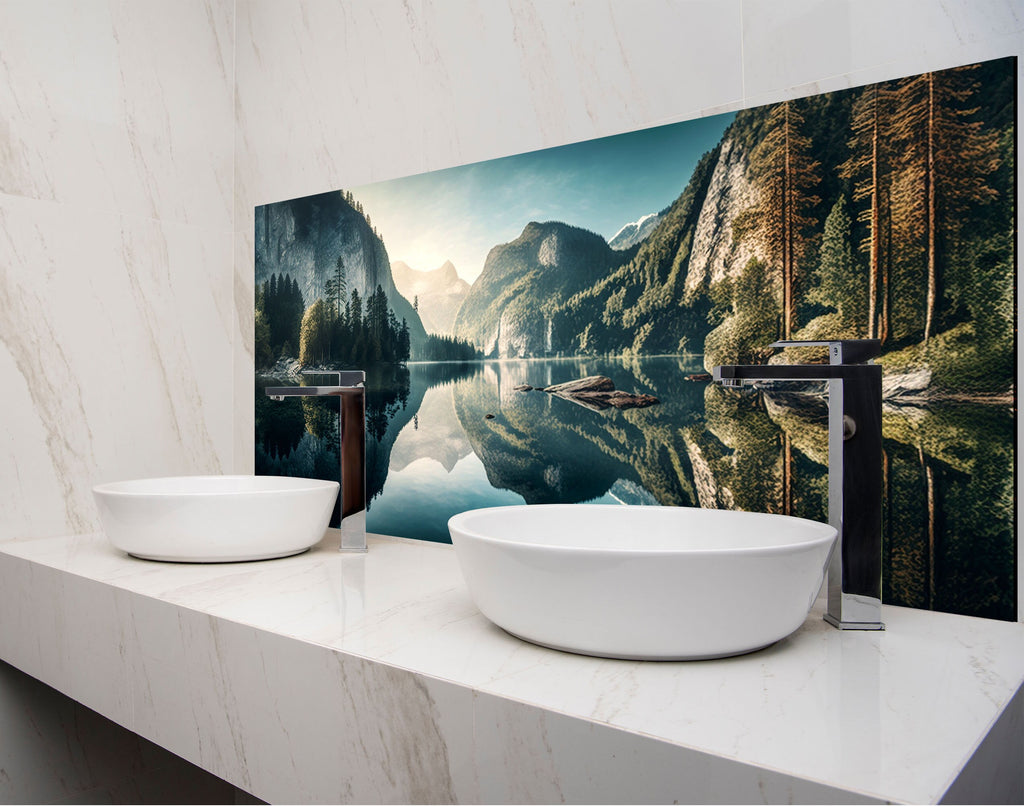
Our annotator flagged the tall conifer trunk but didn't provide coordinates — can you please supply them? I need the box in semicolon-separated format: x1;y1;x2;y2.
869;98;880;339
782;106;793;338
924;73;937;343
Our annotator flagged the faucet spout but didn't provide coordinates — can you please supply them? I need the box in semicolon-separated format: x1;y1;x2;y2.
713;340;884;630
264;370;367;553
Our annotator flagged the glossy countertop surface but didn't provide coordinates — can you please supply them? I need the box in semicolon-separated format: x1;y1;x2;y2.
2;530;1023;803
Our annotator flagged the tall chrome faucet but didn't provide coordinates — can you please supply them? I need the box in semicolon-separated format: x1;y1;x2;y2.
713;340;884;630
265;370;367;553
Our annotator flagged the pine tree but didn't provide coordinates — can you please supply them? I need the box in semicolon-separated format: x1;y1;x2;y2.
398;319;410;362
889;64;999;343
810;195;866;332
347;288;363;362
324;256;348;322
365;285;389;362
840;82;897;341
737;100;821;339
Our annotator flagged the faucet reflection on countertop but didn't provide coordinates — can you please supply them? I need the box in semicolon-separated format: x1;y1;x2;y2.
265;370;367;553
713;340;884;630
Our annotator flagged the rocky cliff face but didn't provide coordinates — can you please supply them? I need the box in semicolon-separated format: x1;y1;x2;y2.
448;131;769;360
453;221;628;358
685;137;761;298
255;191;426;349
391;260;470;336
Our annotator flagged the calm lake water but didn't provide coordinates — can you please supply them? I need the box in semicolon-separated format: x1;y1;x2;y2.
257;356;1016;621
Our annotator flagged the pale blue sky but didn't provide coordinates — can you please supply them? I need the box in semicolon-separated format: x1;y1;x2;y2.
352;110;735;284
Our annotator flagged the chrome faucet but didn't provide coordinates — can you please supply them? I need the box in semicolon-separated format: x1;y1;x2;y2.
713;340;884;630
265;370;367;553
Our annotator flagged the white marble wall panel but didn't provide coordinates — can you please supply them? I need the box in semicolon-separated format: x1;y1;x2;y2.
741;0;1023;102
1;198;234;540
234;0;744;208
0;0;234;225
1;0;236;541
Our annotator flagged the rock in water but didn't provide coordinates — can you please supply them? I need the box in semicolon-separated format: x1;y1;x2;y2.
542;376;616;395
542;375;659;411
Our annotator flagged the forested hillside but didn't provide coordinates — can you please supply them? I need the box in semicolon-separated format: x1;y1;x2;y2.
455;57;1014;396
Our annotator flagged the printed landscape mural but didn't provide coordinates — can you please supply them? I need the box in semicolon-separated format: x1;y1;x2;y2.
256;57;1016;621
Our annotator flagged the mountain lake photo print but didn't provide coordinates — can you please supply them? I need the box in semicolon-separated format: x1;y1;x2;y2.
256;56;1016;621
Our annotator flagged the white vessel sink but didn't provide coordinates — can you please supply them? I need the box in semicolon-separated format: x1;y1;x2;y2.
93;475;339;562
448;504;837;660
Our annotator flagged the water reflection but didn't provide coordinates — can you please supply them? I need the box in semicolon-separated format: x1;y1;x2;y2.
256;356;1015;621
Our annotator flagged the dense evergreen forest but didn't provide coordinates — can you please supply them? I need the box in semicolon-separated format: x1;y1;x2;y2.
419;334;482;362
255;264;411;369
544;58;1014;395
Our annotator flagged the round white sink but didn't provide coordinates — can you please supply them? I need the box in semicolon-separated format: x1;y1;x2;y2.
93;475;339;562
448;504;837;660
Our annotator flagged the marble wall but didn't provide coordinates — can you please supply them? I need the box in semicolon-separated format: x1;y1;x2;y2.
1;1;236;801
1;0;235;543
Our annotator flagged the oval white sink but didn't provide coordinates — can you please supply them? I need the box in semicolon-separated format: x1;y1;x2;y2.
448;504;837;660
93;475;339;562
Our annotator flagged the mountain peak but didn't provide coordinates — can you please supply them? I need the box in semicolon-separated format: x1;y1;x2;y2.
609;212;662;250
390;259;470;336
437;260;458;282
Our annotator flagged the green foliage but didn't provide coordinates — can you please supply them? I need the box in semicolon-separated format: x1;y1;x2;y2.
804;194;867;333
419;334;481;361
298;284;411;368
879;322;1013;395
454;221;628;356
255;273;304;367
548;146;721;357
299;298;331;365
324;256;348;320
254;309;273;369
742;99;822;338
703;258;779;368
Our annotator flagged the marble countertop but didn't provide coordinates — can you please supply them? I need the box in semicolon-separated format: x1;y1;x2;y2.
1;530;1022;804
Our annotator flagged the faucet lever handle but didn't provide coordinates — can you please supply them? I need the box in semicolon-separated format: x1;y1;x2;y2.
770;339;881;365
302;370;341;385
301;370;366;387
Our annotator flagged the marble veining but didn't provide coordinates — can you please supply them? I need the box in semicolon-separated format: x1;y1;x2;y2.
0;197;233;541
1;532;1021;803
1;0;235;543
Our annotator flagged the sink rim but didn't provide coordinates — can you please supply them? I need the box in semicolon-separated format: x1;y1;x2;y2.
93;474;338;497
448;503;836;556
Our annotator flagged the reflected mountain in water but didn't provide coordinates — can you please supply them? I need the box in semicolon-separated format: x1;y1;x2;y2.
387;370;475;474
